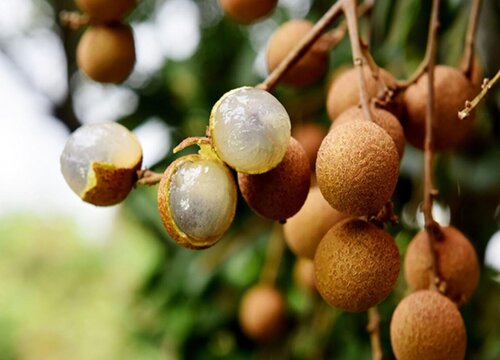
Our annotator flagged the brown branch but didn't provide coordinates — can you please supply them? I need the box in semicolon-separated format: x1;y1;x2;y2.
136;169;163;186
259;223;285;286
460;0;482;78
367;307;383;360
458;68;500;119
59;11;89;30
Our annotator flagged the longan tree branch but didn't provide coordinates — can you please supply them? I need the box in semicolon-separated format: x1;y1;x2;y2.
367;307;383;360
136;169;163;186
459;0;482;78
59;11;89;30
259;223;285;286
458;68;500;119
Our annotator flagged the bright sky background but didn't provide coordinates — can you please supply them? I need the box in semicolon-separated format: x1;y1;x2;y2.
0;0;498;271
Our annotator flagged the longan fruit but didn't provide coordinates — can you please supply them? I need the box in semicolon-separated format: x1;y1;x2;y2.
77;23;135;84
266;20;329;87
239;285;286;342
292;122;327;168
76;0;136;23
238;138;310;221
284;186;348;259
316;120;399;216
326;66;399;121
403;65;476;150
331;106;405;159
219;0;277;24
314;218;400;312
293;258;317;292
404;226;479;305
390;290;466;360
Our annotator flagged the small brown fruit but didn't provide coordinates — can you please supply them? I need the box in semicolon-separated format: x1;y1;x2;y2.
314;218;400;312
405;226;479;305
238;138;310;221
332;106;405;159
219;0;277;24
76;0;136;22
292;122;327;168
77;24;135;84
293;258;317;292
390;290;466;360
403;65;476;150
316;120;399;216
266;20;329;87
284;186;348;259
239;285;286;342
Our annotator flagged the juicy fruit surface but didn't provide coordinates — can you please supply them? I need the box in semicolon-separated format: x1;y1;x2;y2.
390;290;466;360
60;122;142;197
210;87;291;174
76;0;136;22
77;24;135;84
405;226;479;304
316;120;399;216
166;158;236;246
219;0;277;24
237;138;310;221
314;218;400;312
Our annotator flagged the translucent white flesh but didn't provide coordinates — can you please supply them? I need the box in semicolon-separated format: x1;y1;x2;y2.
211;87;291;173
60;122;142;196
168;159;236;243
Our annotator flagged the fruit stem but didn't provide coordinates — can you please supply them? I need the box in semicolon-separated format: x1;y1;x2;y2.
136;169;163;186
459;0;482;78
59;11;90;30
458;68;500;120
367;306;383;360
259;223;285;286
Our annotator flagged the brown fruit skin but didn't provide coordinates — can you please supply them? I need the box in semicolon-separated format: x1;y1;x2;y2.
326;66;400;121
292;123;327;169
316;120;399;216
238;138;311;221
76;0;136;22
403;65;476;151
332;106;405;159
77;24;135;84
284;186;348;259
390;290;466;360
314;218;400;312
267;20;329;87
405;226;480;305
239;285;286;342
219;0;277;24
293;258;317;292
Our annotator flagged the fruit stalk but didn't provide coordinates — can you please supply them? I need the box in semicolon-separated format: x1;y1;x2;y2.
259;223;285;286
59;11;89;30
458;68;500;120
460;0;483;78
136;169;163;186
367;306;382;360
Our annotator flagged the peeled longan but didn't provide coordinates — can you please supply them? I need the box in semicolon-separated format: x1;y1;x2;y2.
266;20;329;87
314;218;400;312
76;0;136;22
390;290;466;360
238;138;310;221
403;65;476;150
239;285;286;342
292;123;327;168
326;66;399;121
316;120;399;216
77;24;135;84
405;226;479;305
219;0;277;24
284;186;348;259
332;106;405;159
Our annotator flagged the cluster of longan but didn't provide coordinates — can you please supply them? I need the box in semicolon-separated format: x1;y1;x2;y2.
75;0;137;83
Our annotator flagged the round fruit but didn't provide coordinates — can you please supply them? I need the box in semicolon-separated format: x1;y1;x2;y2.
316;120;399;216
292;122;327;168
405;226;479;305
237;138;310;221
60;122;142;206
209;87;291;174
331;106;405;159
326;66;399;121
219;0;277;24
157;155;237;249
77;23;135;84
293;258;316;292
239;285;286;341
403;65;476;150
76;0;136;22
390;290;466;360
266;20;329;87
314;218;400;312
284;186;348;259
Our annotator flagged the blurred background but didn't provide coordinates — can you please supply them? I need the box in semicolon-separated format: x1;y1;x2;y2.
0;0;499;359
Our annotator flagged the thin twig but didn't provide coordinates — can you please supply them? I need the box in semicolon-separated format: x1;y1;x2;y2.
136;169;163;186
367;307;383;360
259;223;285;285
458;68;500;119
460;0;482;78
59;11;89;30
